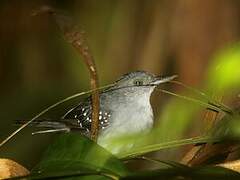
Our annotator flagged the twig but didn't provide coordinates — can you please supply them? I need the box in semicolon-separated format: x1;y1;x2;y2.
33;6;100;141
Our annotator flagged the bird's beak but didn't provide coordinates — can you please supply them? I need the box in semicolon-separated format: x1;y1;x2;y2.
150;75;178;85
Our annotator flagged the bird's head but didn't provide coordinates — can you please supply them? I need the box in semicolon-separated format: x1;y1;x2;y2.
111;71;177;94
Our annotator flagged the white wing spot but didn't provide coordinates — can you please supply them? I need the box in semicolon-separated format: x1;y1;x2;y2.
83;112;87;116
99;115;102;120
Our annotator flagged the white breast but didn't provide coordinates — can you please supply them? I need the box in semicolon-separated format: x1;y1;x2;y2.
98;92;154;149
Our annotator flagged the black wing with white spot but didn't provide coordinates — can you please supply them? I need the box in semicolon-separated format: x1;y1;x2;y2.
61;100;111;136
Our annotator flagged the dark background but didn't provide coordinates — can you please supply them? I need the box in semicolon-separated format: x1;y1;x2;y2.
0;0;240;169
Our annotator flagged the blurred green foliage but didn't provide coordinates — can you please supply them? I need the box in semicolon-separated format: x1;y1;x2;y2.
0;0;240;178
207;44;240;95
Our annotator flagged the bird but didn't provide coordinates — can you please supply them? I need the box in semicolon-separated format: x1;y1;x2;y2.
24;71;176;148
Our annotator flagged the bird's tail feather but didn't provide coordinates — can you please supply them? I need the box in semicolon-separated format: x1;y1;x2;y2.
15;119;67;128
14;119;71;135
14;119;87;135
31;128;70;135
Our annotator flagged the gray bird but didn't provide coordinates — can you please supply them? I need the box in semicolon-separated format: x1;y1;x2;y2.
29;71;176;147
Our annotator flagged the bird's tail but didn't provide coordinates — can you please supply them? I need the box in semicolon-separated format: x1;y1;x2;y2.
14;119;70;135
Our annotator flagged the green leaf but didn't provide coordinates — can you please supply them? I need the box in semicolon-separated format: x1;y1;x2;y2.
31;133;128;179
121;166;240;180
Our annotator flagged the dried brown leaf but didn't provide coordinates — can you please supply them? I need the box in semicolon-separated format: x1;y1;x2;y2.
0;158;29;179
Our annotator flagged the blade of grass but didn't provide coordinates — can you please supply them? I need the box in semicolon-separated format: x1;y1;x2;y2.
156;88;232;114
124;156;189;169
0;84;114;148
12;171;119;180
170;80;232;114
119;136;214;159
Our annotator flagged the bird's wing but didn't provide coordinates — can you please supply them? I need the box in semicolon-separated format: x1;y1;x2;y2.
62;101;92;131
61;98;111;136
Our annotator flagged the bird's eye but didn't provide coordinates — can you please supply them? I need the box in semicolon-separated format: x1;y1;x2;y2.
134;80;143;86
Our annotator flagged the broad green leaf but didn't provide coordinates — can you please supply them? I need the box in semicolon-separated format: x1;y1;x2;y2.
31;133;128;179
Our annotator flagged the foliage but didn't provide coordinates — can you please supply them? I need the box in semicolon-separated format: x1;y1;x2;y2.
1;5;240;179
19;43;240;179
